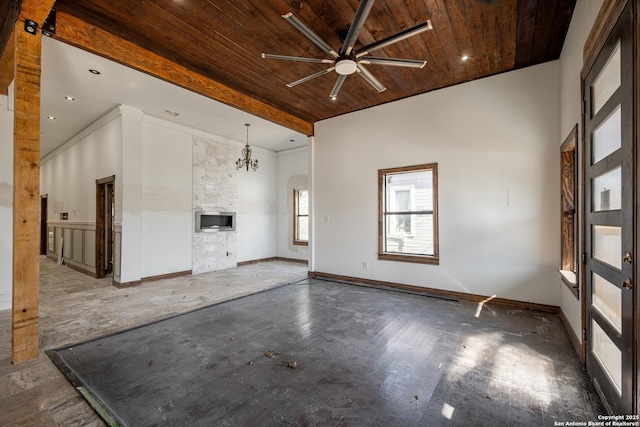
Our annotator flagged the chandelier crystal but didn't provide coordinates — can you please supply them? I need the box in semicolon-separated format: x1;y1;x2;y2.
236;123;258;172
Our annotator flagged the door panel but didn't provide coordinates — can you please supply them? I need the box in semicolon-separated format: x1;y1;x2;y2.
584;2;633;414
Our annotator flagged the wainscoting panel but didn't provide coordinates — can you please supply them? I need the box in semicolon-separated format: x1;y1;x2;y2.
48;226;54;252
47;221;97;277
114;224;122;283
72;229;84;263
85;232;96;268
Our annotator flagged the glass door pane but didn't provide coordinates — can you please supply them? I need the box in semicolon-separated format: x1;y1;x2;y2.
592;167;621;211
592;320;622;395
592;106;621;163
592;272;622;332
591;43;620;115
592;225;621;269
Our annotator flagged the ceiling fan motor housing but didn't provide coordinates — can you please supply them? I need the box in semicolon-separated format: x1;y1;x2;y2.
335;58;358;75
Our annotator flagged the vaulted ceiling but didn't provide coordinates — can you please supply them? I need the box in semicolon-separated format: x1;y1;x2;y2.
2;0;576;135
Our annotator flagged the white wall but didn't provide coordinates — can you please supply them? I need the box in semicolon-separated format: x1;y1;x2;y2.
119;106;144;283
313;61;561;306
559;0;604;342
276;146;309;261
41;108;122;223
236;145;278;263
0;94;14;310
142;117;192;277
40;105;281;282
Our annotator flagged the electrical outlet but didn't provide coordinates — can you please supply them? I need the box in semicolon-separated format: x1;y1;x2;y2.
363;261;369;269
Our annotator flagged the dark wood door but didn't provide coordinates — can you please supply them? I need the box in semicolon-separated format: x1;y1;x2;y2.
96;176;115;279
40;195;47;255
105;182;114;275
583;3;633;414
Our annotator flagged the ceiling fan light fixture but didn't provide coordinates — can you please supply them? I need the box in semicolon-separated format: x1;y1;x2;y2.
335;59;358;75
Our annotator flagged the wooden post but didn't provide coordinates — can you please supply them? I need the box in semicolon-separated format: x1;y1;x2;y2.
9;0;56;364
12;19;42;363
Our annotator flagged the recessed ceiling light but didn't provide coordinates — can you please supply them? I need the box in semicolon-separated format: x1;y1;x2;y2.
47;116;56;120
65;96;75;101
461;55;469;61
89;69;101;75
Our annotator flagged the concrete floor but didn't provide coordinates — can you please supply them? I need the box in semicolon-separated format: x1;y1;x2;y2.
0;256;308;426
48;279;604;426
0;257;603;426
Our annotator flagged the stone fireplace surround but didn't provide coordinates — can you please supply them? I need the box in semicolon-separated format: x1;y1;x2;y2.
192;136;238;274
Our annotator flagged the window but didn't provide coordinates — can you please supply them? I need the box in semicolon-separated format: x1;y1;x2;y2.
560;125;579;298
293;189;309;245
378;163;439;264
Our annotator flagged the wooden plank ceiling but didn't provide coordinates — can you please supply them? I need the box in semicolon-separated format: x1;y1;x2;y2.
19;0;576;126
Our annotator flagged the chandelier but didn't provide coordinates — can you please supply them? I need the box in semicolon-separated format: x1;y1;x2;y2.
236;123;258;172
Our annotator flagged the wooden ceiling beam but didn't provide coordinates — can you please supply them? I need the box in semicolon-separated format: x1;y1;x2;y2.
18;0;56;26
0;30;14;95
53;11;314;136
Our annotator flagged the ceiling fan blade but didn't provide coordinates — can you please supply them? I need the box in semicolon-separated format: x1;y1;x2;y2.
329;75;348;99
358;56;426;68
286;67;335;88
262;53;334;64
357;64;386;92
356;20;433;57
282;13;339;59
339;0;376;56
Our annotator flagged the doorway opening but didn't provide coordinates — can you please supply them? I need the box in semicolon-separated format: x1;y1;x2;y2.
96;176;115;279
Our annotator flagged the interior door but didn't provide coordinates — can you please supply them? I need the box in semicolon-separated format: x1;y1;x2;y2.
583;3;633;415
96;175;115;279
40;195;47;255
106;182;114;275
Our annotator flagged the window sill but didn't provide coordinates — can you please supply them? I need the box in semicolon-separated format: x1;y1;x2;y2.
378;253;439;265
558;269;579;299
293;240;308;246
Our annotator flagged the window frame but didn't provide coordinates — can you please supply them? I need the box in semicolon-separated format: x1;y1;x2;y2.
559;124;579;299
293;189;309;246
378;163;439;265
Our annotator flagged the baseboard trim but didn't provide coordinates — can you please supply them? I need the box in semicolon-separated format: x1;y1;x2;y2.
63;261;98;278
113;270;193;288
275;257;308;265
310;271;560;314
238;257;308;266
559;308;583;361
112;280;142;289
142;270;192;283
237;257;277;266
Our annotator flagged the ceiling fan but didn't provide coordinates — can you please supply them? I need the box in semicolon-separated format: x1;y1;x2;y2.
262;0;432;100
